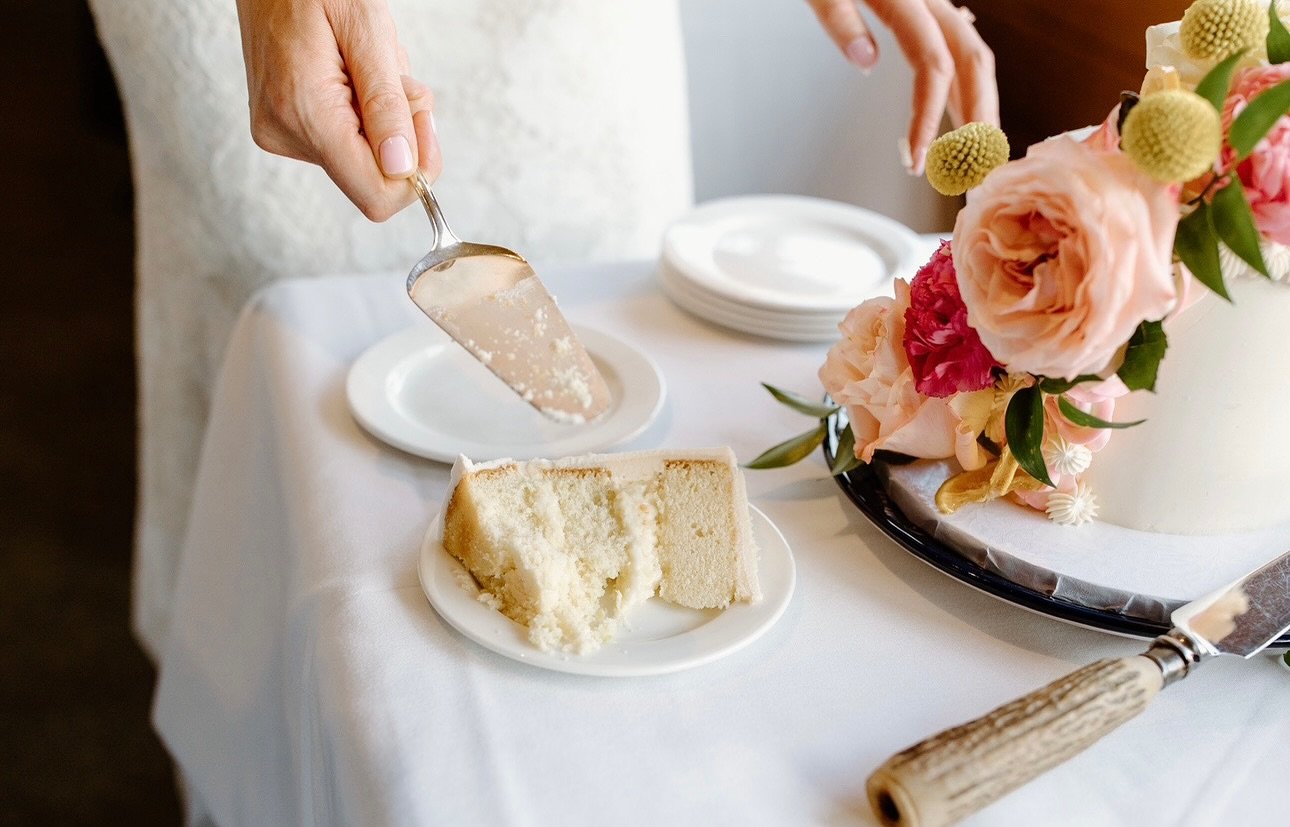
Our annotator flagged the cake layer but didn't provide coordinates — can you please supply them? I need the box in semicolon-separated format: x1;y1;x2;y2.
1084;276;1290;534
441;448;761;653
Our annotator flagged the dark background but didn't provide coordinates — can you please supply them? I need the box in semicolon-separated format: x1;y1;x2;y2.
0;1;1181;822
0;1;181;821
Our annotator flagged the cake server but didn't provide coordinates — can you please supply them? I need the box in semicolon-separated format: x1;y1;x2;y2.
866;548;1290;827
405;173;611;422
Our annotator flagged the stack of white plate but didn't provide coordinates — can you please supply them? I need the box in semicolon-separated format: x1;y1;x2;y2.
658;195;931;342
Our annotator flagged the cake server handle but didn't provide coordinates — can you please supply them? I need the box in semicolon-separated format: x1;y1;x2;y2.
865;635;1203;827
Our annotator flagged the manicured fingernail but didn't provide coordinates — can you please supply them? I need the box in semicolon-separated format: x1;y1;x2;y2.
845;37;877;73
913;147;928;176
898;137;914;172
379;135;414;177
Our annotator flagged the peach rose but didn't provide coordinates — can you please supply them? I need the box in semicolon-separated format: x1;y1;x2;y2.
952;136;1179;379
819;280;969;464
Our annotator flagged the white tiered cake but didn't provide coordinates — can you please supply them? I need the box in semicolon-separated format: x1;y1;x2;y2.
1085;273;1290;534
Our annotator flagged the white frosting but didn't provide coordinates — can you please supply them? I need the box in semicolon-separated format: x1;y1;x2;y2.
1083;277;1290;534
1046;483;1099;527
1043;436;1093;477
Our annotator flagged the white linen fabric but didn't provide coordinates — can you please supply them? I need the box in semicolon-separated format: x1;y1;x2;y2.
88;0;693;658
154;262;1290;826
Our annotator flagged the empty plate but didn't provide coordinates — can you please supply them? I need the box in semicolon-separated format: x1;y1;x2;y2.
661;195;926;315
347;325;665;463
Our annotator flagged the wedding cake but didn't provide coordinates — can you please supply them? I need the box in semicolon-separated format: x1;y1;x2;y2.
762;0;1290;537
441;448;761;654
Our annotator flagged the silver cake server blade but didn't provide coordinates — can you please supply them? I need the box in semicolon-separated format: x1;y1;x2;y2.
1172;549;1290;658
865;547;1290;827
405;173;611;423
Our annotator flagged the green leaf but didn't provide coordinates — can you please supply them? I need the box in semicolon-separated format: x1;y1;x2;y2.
1174;202;1230;300
1003;386;1053;487
1270;2;1290;64
1117;320;1169;392
1230;78;1290;158
1057;396;1146;429
761;383;839;419
1037;375;1103;395
830;424;864;475
744;422;828;469
1211;178;1271;277
1194;50;1247;111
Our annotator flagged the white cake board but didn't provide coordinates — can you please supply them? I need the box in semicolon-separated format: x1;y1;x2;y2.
882;460;1290;624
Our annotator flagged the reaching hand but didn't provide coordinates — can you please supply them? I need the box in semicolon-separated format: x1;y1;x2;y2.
808;0;999;176
235;0;442;220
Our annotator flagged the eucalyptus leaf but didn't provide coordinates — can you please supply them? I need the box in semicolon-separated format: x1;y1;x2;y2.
1230;78;1290;159
1038;374;1103;395
1117;320;1169;393
1174;202;1230;300
1194;50;1247;111
1211;178;1271;277
744;422;828;469
830;424;864;476
761;382;839;419
1003;386;1053;487
1270;1;1290;64
1057;396;1146;429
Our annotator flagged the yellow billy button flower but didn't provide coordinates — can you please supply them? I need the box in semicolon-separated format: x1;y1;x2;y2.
1179;0;1268;61
1121;90;1222;183
924;122;1010;197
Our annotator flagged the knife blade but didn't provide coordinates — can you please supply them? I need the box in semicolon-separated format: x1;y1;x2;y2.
865;548;1290;827
406;176;611;423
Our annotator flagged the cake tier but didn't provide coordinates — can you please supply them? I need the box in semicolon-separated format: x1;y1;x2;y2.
1084;277;1290;534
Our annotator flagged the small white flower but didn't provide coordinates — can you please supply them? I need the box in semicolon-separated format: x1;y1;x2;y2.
1046;482;1099;526
1042;436;1093;477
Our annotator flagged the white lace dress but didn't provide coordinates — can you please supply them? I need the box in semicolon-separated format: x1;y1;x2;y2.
90;0;694;658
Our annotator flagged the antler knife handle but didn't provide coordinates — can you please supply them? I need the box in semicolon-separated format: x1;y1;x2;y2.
865;654;1169;827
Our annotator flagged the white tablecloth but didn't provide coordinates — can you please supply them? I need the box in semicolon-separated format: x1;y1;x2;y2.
153;260;1290;827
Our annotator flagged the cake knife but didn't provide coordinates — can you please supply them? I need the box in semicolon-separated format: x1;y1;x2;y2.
405;173;611;423
866;548;1290;827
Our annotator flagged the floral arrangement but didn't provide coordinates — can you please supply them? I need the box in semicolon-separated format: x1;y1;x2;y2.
753;0;1290;526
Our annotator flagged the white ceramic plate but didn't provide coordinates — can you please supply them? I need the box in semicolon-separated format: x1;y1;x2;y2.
662;195;925;314
658;263;843;342
418;505;796;677
347;325;665;463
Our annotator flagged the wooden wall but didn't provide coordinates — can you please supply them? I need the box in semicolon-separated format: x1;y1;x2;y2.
969;0;1191;153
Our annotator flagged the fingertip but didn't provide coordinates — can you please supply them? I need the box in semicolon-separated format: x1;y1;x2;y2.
845;36;878;73
412;109;442;182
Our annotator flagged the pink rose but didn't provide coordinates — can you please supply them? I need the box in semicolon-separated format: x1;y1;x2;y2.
1221;64;1290;244
819;280;963;463
903;240;1001;397
952;136;1179;379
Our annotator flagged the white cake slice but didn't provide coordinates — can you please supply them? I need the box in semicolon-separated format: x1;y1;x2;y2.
440;447;761;653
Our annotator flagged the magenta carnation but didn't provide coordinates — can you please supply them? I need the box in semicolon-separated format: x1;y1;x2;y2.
902;240;1001;398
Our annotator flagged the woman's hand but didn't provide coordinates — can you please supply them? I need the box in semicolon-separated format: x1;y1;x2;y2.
808;0;999;175
234;0;441;220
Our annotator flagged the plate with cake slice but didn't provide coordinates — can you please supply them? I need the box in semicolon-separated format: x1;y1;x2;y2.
418;448;796;676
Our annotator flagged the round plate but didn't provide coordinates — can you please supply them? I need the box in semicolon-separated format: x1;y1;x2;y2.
659;266;842;342
418;505;796;676
661;195;925;314
347;325;665;463
822;421;1290;645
